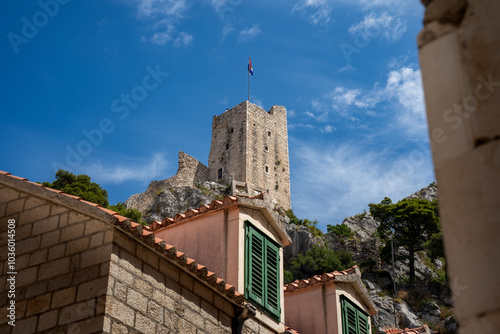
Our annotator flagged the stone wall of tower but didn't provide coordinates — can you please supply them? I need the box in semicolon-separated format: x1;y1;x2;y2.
208;101;291;210
246;103;290;210
208;102;249;184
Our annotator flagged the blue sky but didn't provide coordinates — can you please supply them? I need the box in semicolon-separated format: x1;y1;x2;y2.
1;0;434;230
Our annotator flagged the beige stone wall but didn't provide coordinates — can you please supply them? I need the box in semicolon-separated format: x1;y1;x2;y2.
418;1;500;333
0;186;113;334
208;101;291;210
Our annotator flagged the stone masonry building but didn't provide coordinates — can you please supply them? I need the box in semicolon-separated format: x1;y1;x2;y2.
208;101;291;210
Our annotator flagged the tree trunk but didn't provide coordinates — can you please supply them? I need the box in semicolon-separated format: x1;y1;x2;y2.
409;244;415;284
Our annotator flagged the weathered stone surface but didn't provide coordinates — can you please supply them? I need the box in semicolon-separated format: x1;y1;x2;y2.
396;302;424;329
283;223;324;268
422;0;467;25
125;152;211;216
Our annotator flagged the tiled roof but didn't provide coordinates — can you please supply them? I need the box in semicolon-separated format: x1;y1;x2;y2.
149;192;266;231
383;325;430;334
284;266;359;293
0;170;245;304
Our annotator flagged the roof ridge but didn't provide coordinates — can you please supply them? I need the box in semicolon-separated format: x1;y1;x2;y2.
0;170;245;304
150;195;240;231
283;265;359;293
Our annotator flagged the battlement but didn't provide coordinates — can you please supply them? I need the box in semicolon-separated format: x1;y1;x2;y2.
208;101;291;209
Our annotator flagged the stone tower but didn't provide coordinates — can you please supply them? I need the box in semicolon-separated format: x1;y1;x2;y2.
208;101;291;209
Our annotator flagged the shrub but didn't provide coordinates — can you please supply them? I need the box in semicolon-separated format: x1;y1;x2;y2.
109;202;147;226
327;224;353;238
285;209;323;237
288;246;354;281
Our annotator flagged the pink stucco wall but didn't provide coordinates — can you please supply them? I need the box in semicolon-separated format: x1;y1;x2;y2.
154;209;236;284
285;285;327;334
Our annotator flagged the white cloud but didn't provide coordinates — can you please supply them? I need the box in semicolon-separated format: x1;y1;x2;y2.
292;0;331;25
79;153;168;184
239;24;261;42
150;30;173;46
136;0;193;47
137;0;186;19
328;87;378;114
173;32;193;47
348;12;406;42
290;141;434;227
305;110;328;122
211;0;242;20
322;125;335;133
288;123;314;130
384;66;426;136
324;65;426;137
220;24;235;42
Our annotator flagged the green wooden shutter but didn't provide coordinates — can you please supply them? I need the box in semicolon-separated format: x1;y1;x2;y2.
245;222;281;320
341;296;370;334
246;224;265;304
264;240;280;317
358;312;369;334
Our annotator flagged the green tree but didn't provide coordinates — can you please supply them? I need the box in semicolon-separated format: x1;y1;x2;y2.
109;202;146;226
288;245;354;281
369;197;440;284
424;230;445;259
43;170;109;207
43;170;145;225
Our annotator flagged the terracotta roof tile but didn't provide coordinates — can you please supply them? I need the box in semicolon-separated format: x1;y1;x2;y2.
79;200;101;207
284;266;359;293
0;170;246;305
153;192;265;231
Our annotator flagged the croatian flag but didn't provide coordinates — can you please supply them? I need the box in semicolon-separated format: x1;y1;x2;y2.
248;57;253;76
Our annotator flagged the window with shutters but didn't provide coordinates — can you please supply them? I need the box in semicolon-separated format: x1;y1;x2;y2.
245;221;281;320
341;296;369;334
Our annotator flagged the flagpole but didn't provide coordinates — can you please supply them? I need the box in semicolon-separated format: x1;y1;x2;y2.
248;55;250;102
248;70;250;102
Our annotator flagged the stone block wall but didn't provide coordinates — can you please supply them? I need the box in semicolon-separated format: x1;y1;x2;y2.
208;102;249;184
0;185;114;334
106;229;235;333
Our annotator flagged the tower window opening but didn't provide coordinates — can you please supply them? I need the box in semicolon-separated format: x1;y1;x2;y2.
265;166;269;173
226;144;229;150
268;131;271;136
218;168;223;179
231;128;234;133
265;146;269;152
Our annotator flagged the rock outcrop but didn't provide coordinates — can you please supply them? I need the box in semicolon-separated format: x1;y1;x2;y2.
283;223;324;268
